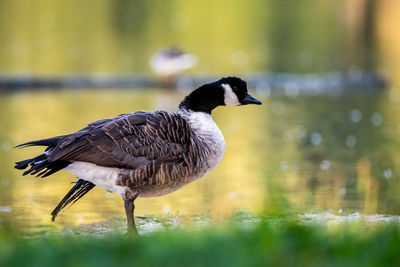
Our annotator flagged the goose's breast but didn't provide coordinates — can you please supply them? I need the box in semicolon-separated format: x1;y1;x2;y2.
186;111;226;176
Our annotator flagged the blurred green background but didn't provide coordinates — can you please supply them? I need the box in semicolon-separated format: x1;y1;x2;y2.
1;0;395;74
1;0;400;234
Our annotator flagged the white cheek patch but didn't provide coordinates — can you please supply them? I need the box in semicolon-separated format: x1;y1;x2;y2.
221;83;241;106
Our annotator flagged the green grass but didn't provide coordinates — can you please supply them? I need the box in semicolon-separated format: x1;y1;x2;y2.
0;216;399;267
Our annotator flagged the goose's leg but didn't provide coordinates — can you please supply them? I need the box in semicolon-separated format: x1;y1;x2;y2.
123;192;139;234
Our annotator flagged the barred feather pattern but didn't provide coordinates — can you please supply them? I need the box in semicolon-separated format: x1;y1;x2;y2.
45;110;224;197
115;110;224;197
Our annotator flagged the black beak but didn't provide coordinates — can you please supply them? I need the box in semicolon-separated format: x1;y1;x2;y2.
241;93;262;105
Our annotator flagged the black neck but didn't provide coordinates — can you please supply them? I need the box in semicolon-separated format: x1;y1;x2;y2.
179;83;224;114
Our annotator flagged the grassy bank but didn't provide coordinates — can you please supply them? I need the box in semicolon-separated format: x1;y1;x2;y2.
0;215;399;267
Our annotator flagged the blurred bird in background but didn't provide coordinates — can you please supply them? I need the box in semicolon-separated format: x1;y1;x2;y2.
150;47;197;88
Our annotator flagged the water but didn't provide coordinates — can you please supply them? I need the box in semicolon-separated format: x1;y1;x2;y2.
0;88;399;233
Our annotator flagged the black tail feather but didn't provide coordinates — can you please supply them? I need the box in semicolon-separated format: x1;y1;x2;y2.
15;137;69;178
15;136;96;221
51;179;96;221
15;136;64;149
15;154;69;178
15;158;34;170
41;161;71;178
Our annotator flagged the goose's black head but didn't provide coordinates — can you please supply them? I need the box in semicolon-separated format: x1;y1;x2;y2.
179;77;262;113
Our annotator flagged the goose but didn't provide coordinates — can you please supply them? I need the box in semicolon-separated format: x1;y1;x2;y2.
14;77;262;234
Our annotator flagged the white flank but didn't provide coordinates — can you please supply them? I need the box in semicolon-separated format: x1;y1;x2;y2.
65;162;126;195
221;83;241;106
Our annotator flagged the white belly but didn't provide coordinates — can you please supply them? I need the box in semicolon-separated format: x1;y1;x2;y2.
65;161;126;195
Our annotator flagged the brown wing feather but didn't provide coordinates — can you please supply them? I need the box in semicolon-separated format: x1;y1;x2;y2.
49;111;190;169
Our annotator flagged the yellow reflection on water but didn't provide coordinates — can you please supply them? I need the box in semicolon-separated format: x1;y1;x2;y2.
2;88;400;233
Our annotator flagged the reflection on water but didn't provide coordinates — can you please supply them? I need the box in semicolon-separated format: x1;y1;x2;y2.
1;88;400;233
